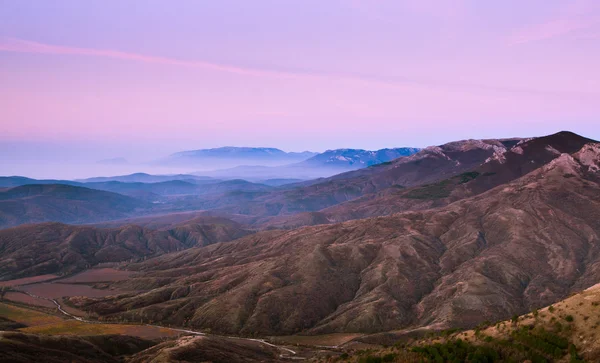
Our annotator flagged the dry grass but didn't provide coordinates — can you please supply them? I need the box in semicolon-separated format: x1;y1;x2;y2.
20;282;124;299
56;268;131;283
20;320;180;339
0;274;58;287
3;291;56;308
0;302;63;327
425;283;600;361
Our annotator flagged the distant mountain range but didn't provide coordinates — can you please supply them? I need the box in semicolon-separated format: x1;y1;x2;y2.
62;131;600;338
298;147;421;168
194;147;422;180
76;172;213;183
163;147;317;168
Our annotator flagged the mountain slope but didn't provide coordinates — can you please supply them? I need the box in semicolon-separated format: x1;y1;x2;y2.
69;142;600;337
0;184;148;229
0;216;253;280
195;138;515;217
264;131;596;228
0;332;154;363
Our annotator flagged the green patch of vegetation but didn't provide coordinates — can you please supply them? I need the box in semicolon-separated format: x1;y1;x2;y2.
403;171;483;200
412;327;579;363
371;161;393;167
457;171;481;184
358;353;398;363
564;315;574;323
482;172;497;176
403;180;452;199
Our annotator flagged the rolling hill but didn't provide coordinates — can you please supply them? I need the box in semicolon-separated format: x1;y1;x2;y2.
0;216;253;280
68;141;600;339
0;184;148;229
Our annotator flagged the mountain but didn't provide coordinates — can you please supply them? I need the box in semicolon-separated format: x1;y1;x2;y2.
297;147;421;169
164;147;317;168
77;172;214;183
263;131;596;228
190;138;516;217
0;216;253;280
68;141;600;338
0;184;148;229
0;176;81;188
193;147;420;181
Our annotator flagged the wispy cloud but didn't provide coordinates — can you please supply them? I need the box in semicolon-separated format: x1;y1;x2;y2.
0;36;595;99
508;0;600;45
0;36;286;78
509;17;599;45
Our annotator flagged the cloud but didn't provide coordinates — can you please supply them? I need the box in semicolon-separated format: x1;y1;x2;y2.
0;36;285;78
0;36;595;99
509;17;599;45
508;0;600;45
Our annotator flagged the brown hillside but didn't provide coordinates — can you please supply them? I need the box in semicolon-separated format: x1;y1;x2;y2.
0;217;253;280
69;143;600;337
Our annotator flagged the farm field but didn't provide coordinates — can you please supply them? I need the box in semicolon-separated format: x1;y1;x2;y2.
3;291;56;308
20;282;125;299
20;320;181;339
56;268;132;283
0;302;63;327
0;274;58;287
0;302;182;340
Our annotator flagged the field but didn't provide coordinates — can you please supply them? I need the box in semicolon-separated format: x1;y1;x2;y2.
0;302;63;327
20;320;181;339
0;301;182;340
20;282;125;298
56;268;131;283
271;333;364;347
0;274;58;287
3;291;56;308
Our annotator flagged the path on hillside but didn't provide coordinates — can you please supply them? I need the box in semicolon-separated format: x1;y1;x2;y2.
18;290;300;358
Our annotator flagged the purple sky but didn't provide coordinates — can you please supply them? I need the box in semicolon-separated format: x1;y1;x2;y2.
1;0;599;176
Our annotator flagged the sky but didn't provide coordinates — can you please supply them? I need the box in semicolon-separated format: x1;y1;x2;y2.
1;0;599;178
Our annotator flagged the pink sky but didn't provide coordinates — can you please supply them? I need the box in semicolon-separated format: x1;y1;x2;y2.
0;0;599;161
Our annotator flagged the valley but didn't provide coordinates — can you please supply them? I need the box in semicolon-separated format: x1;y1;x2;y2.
2;131;600;362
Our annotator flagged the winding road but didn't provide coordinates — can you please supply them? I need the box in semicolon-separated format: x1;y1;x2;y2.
18;290;300;358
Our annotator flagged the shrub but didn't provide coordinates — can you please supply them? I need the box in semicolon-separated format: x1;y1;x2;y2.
564;315;574;323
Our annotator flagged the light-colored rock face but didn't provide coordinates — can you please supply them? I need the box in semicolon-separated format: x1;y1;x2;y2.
575;143;600;172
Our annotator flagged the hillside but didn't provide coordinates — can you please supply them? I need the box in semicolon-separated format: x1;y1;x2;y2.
263;131;596;228
67;142;600;337
191;137;518;217
0;216;253;280
0;332;154;363
0;184;148;228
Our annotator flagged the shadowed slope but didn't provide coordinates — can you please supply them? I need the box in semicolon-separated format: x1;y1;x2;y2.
0;184;148;228
0;217;253;280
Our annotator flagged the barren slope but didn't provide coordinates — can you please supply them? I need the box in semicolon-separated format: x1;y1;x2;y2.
69;143;600;336
0;217;253;280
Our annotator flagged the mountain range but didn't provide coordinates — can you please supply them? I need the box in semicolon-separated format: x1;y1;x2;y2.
62;132;600;338
2;131;600;361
